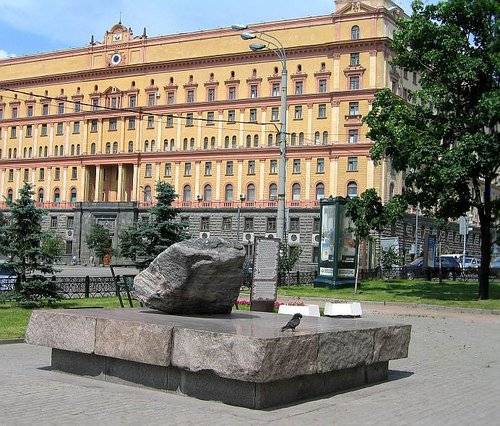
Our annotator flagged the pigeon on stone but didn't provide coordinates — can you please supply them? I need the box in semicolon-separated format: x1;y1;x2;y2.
281;313;303;332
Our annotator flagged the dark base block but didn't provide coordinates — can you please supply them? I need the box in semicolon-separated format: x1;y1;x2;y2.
51;349;388;409
250;300;275;312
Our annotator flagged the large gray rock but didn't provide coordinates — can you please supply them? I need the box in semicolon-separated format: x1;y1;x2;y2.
134;237;246;314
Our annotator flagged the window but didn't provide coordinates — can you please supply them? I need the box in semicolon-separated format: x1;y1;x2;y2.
148;93;156;107
165;114;174;128
200;217;210;231
58;102;64;114
127;141;133;152
228;109;236;123
106;142;112;154
268;134;274;146
23;169;29;182
250;85;258;98
73;121;80;134
39;168;45;181
270;160;277;174
164;163;172;177
50;216;58;228
204;161;212;176
295;81;303;95
207;88;216;102
90;120;98;132
222;217;232;230
314;131;321;144
350;76;360;90
249;109;257;122
109;118;117;131
203;137;209;150
350;52;360;66
26;125;32;137
351;25;360;40
54;168;61;180
293;159;301;174
71;167;78;179
42;104;49;116
203;185;212;202
289;217;300;233
267;217;277;232
186;90;194;103
317;158;325;173
299;132;305;145
225;184;233;202
348;129;359;144
271;107;279;121
207;111;215;125
269;183;277;200
113;142;118;153
147;115;154;128
228;86;236;100
319;79;327;93
10;127;17;139
313;218;320;233
347;181;358;198
128;95;137;108
70;188;77;203
323;131;329;144
349;102;359;116
292;183;301;201
294;105;303;120
56;122;63;135
27;105;33;117
186;113;194;127
145;163;152;178
244;218;254;231
124;117;134;131
248;160;255;175
38;188;44;202
246;184;256;202
348;156;359;172
272;83;280;96
315;183;325;200
7;189;13;203
53;188;61;203
183;185;192;201
92;98;99;111
184;162;192;176
312;246;320;263
318;104;327;119
226;161;233;176
142;186;152;203
74;101;81;112
167;92;175;105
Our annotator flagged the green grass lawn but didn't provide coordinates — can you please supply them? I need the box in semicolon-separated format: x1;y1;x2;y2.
0;297;140;340
274;279;500;310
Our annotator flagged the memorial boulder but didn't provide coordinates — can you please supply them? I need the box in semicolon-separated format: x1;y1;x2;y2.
134;237;246;314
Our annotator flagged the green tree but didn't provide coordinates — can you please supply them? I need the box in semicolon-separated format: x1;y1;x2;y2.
86;224;113;264
364;0;499;299
120;181;185;267
0;183;63;304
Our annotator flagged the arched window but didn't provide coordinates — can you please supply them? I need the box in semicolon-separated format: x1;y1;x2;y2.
210;137;216;149
28;147;32;158
54;145;58;156
246;135;251;148
291;133;297;146
203;184;212;202
128;141;133;153
37;188;44;203
71;145;75;156
315;183;325;200
268;134;273;146
150;140;155;152
76;144;80;155
7;189;13;203
314;131;320;145
170;139;175;151
351;25;360;40
70;187;77;203
53;188;60;203
112;142;118;154
269;183;277;200
183;185;192;201
183;138;188;150
144;140;149;152
204;137;209;150
23;147;27;158
60;146;64;156
347;181;358;198
164;139;168;151
253;135;259;147
8;148;11;159
190;138;195;149
275;134;279;145
246;184;256;202
322;131;328;144
13;148;17;158
225;184;233;202
44;146;48;157
292;183;301;201
231;135;237;148
38;147;43;157
299;132;304;145
143;185;152;203
224;136;230;148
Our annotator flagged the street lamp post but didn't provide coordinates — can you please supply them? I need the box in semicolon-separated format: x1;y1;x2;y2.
232;25;288;242
237;194;246;241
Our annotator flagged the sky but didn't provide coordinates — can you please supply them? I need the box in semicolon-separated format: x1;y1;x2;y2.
0;0;414;58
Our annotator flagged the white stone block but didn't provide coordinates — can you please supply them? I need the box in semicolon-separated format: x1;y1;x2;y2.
324;302;363;317
278;304;321;317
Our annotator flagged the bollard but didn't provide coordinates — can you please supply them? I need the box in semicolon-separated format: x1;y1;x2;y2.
84;276;90;298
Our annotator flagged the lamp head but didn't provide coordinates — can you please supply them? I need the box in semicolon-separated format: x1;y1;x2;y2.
231;24;248;31
249;43;266;51
241;32;257;40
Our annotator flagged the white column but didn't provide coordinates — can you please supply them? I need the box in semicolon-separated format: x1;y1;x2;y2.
80;165;87;202
83;121;89;154
117;164;123;202
121;118;126;152
260;109;266;146
239;110;245;147
1;128;7;158
15;168;21;195
64;123;70;155
369;50;377;88
329;157;338;196
17;126;23;155
366;158;375;189
0;169;4;197
331;101;339;143
94;165;101;202
61;167;67;202
131;164;139;202
194;161;200;198
174;162;180;193
97;119;103;153
48;124;54;155
156;117;162;151
176;115;182;150
237;160;243;197
307;105;313;140
197;113;203;149
33;125;39;157
305;158;311;200
217;111;223;148
259;160;265;200
215;161;221;200
45;167;52;201
333;53;341;90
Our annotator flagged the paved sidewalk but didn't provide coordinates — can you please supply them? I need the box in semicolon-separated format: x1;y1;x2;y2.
1;309;499;425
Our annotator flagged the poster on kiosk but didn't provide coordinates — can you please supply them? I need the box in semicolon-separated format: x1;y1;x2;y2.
314;196;357;288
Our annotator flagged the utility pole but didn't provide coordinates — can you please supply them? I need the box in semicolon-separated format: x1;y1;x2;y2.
414;203;419;258
276;65;288;241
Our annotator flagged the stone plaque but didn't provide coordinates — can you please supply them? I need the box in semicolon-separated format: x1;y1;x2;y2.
250;237;280;310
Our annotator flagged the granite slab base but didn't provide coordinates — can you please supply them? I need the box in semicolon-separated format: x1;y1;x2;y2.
26;309;411;409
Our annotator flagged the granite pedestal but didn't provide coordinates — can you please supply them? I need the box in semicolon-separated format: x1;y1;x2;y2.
26;309;411;409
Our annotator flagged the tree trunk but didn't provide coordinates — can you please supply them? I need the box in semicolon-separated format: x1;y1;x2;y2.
478;180;492;300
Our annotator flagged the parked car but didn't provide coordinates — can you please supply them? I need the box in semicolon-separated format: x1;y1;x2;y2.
0;264;16;291
404;256;461;280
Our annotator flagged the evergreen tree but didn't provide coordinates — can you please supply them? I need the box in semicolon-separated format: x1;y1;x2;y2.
364;0;499;299
120;181;185;267
0;183;63;304
86;224;113;264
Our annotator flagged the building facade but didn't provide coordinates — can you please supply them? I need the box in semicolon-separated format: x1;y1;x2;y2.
2;0;468;268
